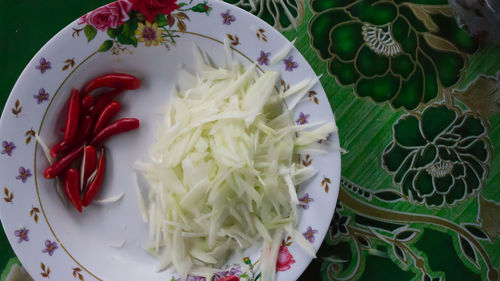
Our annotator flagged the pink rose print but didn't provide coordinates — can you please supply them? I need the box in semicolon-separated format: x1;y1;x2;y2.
79;0;133;31
130;0;179;23
276;242;295;271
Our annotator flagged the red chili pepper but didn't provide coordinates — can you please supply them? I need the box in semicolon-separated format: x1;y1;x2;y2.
89;88;123;117
72;115;94;145
83;145;97;185
81;95;95;114
90;118;139;146
63;89;81;143
82;147;106;207
219;277;239;281
64;168;82;212
82;73;140;95
50;115;93;158
93;101;122;135
50;140;69;158
44;146;84;179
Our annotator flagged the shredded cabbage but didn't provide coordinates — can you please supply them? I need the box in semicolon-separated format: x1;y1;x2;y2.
109;239;126;248
136;45;336;281
92;193;125;205
36;134;67;204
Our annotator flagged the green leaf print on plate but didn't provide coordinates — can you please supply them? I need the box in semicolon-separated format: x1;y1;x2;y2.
84;25;97;42
382;104;491;207
309;0;478;110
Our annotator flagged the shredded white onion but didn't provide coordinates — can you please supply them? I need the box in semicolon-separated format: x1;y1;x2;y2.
269;38;296;66
134;172;149;222
36;134;67;204
136;44;336;281
80;146;87;192
35;134;54;165
92;193;125;205
109;240;126;248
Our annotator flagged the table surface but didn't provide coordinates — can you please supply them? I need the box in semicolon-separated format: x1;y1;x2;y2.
0;1;499;281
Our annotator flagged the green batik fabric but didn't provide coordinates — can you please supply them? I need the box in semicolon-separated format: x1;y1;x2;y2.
1;1;500;281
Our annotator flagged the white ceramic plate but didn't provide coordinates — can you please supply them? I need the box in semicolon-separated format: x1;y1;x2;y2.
0;1;340;280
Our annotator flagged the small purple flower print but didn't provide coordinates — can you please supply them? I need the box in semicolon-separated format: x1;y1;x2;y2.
318;133;332;144
299;193;314;209
303;226;318;243
257;51;271;66
221;10;235;25
213;266;242;280
16;167;32;183
1;141;16;156
284;56;298;71
42;240;58;256
14;227;29;243
35;58;51;74
296;112;310;125
34;88;50;104
188;277;206;281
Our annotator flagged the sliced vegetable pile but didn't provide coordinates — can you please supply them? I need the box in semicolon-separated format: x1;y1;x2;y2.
43;73;141;212
135;47;336;281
